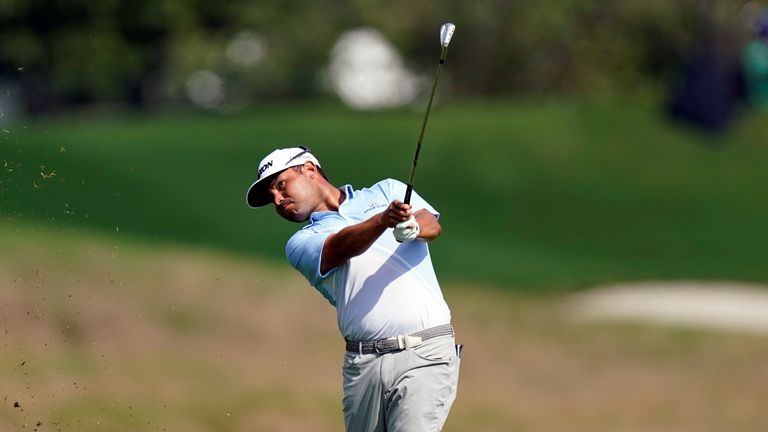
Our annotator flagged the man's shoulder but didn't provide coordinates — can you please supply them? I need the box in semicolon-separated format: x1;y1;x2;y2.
354;178;405;198
369;178;405;190
286;216;339;252
345;179;400;214
294;212;345;234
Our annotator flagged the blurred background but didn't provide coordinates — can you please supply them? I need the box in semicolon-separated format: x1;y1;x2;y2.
1;1;767;431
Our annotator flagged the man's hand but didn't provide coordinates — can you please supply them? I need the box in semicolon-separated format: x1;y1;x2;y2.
379;200;413;228
380;200;422;242
394;215;420;242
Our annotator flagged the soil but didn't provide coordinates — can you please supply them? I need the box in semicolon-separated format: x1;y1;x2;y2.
1;232;767;431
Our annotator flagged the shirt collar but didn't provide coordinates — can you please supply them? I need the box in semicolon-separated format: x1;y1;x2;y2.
339;184;354;206
308;184;355;224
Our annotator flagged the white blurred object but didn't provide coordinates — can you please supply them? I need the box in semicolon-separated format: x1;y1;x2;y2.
226;30;268;67
185;70;225;109
569;281;768;335
328;28;419;110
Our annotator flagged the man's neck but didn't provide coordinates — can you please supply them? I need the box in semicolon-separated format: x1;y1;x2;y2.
316;183;345;213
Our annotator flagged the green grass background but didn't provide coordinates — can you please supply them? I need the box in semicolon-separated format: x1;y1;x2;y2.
2;99;767;290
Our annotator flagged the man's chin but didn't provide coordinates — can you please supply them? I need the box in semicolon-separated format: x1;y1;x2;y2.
280;210;310;223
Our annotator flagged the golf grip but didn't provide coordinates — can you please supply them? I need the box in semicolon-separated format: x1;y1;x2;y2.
404;184;414;205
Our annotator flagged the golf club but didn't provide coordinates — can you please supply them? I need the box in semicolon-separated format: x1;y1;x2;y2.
403;22;455;205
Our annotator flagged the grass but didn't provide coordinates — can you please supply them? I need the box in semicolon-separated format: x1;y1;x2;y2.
1;99;767;290
1;222;767;431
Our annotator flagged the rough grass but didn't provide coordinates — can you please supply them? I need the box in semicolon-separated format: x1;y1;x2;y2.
1;223;767;431
1;100;767;290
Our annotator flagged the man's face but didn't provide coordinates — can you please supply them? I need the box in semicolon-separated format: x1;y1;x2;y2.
268;163;320;222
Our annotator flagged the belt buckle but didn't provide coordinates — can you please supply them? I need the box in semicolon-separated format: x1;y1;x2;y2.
405;335;422;349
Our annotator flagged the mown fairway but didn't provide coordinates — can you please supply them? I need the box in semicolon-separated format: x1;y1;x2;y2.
1;224;768;431
1;100;768;291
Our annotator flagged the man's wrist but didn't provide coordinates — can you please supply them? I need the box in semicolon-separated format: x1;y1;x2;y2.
375;212;392;232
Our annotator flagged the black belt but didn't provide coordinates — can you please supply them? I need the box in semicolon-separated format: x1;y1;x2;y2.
345;324;454;355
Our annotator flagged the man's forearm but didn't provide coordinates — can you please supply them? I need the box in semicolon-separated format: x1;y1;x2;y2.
321;214;387;274
413;209;441;241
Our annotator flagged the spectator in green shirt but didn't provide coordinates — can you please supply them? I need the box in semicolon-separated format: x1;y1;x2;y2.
743;11;768;110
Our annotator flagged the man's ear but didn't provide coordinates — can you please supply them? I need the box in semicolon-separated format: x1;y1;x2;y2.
303;161;317;177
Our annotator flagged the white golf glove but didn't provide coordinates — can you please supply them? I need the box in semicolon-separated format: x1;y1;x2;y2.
393;216;420;242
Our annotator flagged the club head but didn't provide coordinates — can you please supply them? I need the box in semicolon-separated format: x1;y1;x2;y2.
440;23;456;48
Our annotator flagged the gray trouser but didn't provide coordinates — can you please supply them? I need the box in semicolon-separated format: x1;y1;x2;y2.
342;334;461;432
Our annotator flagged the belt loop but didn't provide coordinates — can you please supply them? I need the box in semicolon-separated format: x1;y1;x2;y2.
358;341;363;355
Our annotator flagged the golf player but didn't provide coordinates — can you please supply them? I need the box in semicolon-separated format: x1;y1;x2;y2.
246;146;461;431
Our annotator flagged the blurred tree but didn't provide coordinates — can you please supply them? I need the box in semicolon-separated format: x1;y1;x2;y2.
0;0;751;113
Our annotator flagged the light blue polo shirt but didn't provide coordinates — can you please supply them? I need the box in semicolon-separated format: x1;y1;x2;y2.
285;178;451;341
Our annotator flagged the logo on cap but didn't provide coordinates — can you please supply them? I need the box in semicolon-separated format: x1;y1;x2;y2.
258;161;273;177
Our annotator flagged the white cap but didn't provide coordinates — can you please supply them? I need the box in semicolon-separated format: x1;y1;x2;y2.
246;146;321;208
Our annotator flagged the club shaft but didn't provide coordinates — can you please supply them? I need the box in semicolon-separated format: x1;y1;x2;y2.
404;48;448;205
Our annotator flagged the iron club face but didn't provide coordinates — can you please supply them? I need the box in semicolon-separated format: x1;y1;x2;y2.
440;23;456;48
